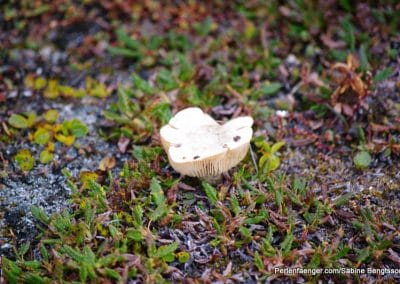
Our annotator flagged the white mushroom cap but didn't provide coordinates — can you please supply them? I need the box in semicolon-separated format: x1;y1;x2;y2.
160;107;253;177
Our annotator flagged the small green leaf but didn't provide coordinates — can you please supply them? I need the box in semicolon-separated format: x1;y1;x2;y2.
58;85;76;97
230;194;240;216
69;119;88;138
44;79;59;99
105;268;121;281
329;49;348;61
117;88;134;117
244;20;256;39
254;251;263;271
155;242;179;260
177;55;194;81
43;110;59;123
108;47;141;59
22;273;46;284
352;220;363;230
83;203;94;226
34;128;51;145
89;80;108;98
308;252;321;269
108;224;118;238
34;77;46;90
150;177;165;206
271;141;285;153
14;149;34;171
275;188;283;208
359;44;370;71
202;182;218;206
126;229;143;241
177;251;190;263
292;177;307;196
151;102;172;125
23;260;41;270
341;17;355;51
373;67;393;83
26;113;36;127
3;257;22;283
334;244;350;260
163;253;175;262
60;245;84;263
269;155;281;172
339;0;352;12
55;134;75;146
149;203;167;221
79;266;88;282
18;242;30;258
261;236;276;257
353;151;372;169
31;206;50;224
133;205;143;225
261;82;282;96
40;245;49;262
254;138;270;152
280;232;294;256
116;28;140;50
103;110;131;124
8;114;29;129
157;69;178;91
259;153;269;168
333;193;354;206
97;255;123;267
239;226;252;242
262;155;281;173
39;150;53;164
356;248;371;263
132;73;154;95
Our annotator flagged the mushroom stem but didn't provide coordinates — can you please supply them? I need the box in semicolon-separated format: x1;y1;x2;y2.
202;174;223;185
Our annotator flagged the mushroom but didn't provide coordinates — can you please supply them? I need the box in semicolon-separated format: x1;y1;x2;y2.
160;107;253;181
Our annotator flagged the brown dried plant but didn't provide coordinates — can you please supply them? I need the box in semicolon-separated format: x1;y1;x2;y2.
330;54;369;116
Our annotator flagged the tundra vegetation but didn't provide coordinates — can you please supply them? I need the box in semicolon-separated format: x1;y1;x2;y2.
0;1;399;282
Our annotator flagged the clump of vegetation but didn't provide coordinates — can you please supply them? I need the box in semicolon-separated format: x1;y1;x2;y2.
3;144;397;282
6;111;88;171
24;74;110;99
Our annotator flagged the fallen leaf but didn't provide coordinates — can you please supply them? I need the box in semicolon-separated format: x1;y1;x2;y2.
167;183;179;204
118;136;130;153
99;156;116;171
